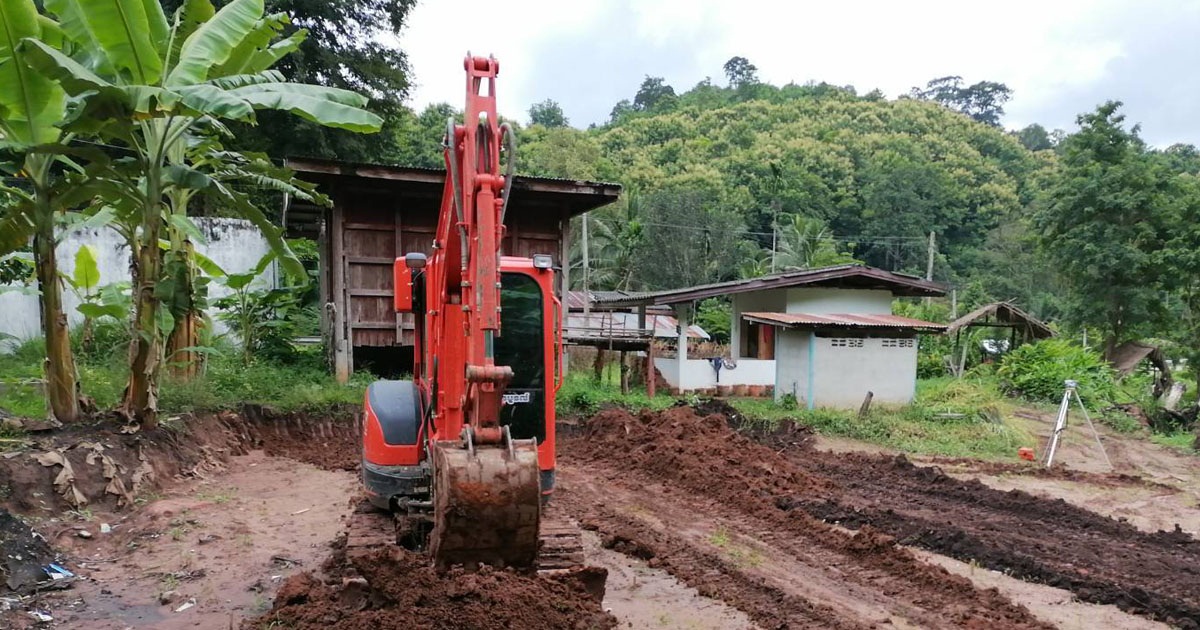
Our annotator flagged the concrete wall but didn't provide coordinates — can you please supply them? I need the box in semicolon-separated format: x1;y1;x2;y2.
811;336;918;407
0;218;273;350
774;333;918;408
654;357;776;391
784;288;893;315
730;289;786;357
774;329;812;404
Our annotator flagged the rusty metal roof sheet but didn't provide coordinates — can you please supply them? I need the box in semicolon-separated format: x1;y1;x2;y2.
565;312;709;340
565;290;672;312
592;265;946;307
742;312;947;332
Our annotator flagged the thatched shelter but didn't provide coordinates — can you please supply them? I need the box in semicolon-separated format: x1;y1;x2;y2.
1109;340;1173;397
944;301;1053;375
946;301;1055;342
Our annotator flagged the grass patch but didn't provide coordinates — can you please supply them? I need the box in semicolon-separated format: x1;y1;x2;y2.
1150;431;1197;454
0;334;374;418
556;372;675;416
732;377;1034;459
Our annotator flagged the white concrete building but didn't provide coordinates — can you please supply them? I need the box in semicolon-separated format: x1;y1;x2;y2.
593;265;947;409
0;218;273;350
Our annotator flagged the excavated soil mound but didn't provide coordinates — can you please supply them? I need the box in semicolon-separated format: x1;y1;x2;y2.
606;404;1200;626
781;451;1200;627
245;545;614;630
574;406;833;498
0;414;242;516
565;406;1047;629
921;455;1176;489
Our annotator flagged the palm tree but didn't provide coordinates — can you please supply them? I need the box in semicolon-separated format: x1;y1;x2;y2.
589;192;645;291
774;214;856;271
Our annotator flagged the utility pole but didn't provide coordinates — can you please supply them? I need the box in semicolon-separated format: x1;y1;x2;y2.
769;201;779;274
926;231;936;281
924;231;936;306
581;214;590;317
770;221;777;274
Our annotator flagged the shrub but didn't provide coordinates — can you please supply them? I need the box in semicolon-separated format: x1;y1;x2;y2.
997;339;1115;405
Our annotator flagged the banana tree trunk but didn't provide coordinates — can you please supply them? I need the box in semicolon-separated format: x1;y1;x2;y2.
124;224;163;429
166;242;201;380
33;228;80;423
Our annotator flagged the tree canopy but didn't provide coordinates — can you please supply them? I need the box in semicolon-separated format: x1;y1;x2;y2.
161;0;416;162
909;75;1013;127
529;99;568;128
516;68;1036;293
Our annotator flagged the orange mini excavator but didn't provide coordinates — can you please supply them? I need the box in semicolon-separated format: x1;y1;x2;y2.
359;54;566;569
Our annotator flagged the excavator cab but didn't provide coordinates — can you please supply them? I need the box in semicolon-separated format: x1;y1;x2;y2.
361;252;562;567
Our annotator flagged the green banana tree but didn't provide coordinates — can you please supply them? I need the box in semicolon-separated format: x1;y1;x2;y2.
19;0;381;428
0;0;84;422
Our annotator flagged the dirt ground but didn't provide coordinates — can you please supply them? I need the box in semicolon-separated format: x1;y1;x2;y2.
13;450;356;629
1;402;1197;629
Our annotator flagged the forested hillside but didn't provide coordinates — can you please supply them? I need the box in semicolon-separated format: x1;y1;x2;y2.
518;71;1054;306
298;48;1200;367
510;62;1200;366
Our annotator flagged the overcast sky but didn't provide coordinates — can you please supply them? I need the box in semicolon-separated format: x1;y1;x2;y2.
398;0;1200;147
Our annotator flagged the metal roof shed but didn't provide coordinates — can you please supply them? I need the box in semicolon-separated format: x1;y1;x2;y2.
588;265;948;407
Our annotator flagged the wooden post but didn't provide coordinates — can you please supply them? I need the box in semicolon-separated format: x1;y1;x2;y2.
593;348;605;383
858;391;874;418
581;215;590;318
647;341;656;398
560;215;570;376
331;202;350;383
926;231;936;281
620;351;630;394
924;231;935;305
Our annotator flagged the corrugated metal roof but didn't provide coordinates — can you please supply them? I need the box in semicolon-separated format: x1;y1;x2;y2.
564;312;709;340
743;312;947;332
285;156;622;188
565;290;671;312
565;290;634;310
592;265;946;307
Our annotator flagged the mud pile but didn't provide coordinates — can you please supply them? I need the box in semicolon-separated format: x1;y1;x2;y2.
246;544;614;630
591;402;1200;626
570;406;833;499
565;406;1046;629
784;450;1200;627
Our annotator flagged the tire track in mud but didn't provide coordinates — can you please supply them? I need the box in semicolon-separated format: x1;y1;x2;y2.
557;484;860;630
559;406;1050;629
780;451;1200;627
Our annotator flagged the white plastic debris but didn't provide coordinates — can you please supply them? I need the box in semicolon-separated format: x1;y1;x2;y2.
100;523;112;534
28;610;53;622
174;598;196;613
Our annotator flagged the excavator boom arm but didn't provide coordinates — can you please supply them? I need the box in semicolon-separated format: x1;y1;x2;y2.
437;55;515;444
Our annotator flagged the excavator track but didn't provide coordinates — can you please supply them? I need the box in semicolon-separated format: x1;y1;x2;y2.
344;497;588;577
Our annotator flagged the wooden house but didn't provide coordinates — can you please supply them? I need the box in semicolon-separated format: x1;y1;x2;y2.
283;158;620;381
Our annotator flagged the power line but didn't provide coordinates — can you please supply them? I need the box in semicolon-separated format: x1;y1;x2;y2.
633;219;930;245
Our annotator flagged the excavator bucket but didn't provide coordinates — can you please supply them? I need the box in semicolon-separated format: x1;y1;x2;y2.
429;438;541;569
